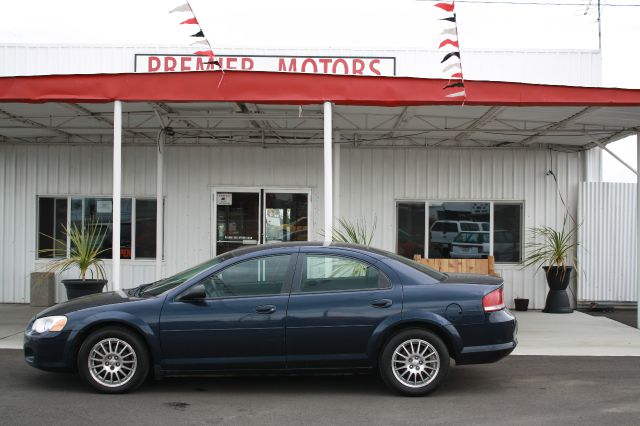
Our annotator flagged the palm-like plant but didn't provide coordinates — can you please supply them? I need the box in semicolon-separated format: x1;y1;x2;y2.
326;217;377;277
523;216;579;274
40;220;109;281
330;217;377;246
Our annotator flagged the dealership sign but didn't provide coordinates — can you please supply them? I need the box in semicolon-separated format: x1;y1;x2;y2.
135;54;396;77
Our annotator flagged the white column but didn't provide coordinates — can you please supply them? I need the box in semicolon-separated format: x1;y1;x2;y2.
112;100;122;291
637;133;639;329
156;131;164;280
333;131;341;223
323;101;333;244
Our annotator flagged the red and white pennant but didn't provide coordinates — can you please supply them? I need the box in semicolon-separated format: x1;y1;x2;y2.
170;2;220;70
434;1;466;99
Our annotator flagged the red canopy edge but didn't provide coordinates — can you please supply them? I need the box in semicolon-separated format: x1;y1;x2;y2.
1;70;640;106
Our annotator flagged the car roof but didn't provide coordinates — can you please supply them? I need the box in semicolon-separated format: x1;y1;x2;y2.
226;241;388;259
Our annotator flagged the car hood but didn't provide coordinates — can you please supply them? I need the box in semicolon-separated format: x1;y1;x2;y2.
36;290;138;318
442;273;503;286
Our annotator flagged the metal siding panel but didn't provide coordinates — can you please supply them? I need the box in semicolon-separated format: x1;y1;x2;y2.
0;45;603;86
578;182;636;302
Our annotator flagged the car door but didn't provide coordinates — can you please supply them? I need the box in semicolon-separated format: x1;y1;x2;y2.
159;251;297;371
285;249;402;369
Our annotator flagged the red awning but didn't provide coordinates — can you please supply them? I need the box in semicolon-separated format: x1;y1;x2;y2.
1;71;640;106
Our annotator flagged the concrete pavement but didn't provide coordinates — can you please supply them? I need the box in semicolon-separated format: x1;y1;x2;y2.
0;304;41;350
512;311;640;356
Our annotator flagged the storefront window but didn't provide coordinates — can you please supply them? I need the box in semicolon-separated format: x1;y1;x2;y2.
135;200;157;259
37;197;68;258
429;202;490;259
38;196;159;260
395;200;523;263
396;202;425;259
493;203;522;263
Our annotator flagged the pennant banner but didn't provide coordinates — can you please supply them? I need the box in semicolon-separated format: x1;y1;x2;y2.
170;2;222;74
432;0;466;101
169;4;192;13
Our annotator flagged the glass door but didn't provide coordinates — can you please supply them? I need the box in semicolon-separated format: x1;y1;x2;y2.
263;191;309;244
214;190;261;255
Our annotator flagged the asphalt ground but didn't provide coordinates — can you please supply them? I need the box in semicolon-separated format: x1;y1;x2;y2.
580;308;637;328
1;350;639;426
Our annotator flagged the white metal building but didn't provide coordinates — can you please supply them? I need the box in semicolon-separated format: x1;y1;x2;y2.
1;44;636;312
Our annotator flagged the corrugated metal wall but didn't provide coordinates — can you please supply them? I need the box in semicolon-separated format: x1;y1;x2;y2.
578;182;637;302
0;143;582;308
0;44;602;86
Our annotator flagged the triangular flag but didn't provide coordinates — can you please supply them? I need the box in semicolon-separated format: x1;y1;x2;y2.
190;39;209;46
169;3;192;13
441;52;461;63
443;62;462;73
450;72;463;79
180;17;198;25
434;2;455;13
194;50;214;57
446;90;466;98
439;39;459;49
440;28;457;36
440;16;456;23
191;30;205;37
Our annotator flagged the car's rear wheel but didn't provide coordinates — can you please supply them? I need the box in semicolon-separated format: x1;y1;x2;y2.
77;326;149;394
379;329;450;396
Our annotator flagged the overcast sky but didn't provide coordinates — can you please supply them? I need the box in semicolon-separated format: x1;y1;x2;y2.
0;0;638;181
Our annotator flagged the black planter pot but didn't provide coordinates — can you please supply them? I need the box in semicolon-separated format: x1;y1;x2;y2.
542;266;573;314
62;279;107;300
514;298;530;311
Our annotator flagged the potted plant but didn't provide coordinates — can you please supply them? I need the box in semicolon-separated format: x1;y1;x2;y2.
329;217;377;246
40;220;109;300
513;297;529;311
523;216;578;314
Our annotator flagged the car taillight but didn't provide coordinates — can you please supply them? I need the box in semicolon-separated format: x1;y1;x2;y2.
483;287;505;312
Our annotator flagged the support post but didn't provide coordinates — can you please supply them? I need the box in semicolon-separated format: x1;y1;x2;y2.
637;133;640;328
333;131;341;224
112;101;122;291
323;101;333;244
156;132;164;280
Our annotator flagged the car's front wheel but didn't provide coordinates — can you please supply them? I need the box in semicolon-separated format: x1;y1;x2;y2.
77;326;149;393
379;329;450;396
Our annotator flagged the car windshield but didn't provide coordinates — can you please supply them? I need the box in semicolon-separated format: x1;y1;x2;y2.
139;253;233;297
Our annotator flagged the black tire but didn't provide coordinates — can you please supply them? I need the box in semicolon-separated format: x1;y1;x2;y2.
379;328;450;396
77;326;149;394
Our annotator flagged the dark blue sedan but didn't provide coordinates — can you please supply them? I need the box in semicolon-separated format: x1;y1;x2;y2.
24;243;517;396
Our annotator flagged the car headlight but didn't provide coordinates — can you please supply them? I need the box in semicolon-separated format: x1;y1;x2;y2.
31;316;67;334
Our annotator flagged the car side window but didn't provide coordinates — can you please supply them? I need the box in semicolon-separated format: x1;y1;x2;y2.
195;254;292;299
300;255;390;293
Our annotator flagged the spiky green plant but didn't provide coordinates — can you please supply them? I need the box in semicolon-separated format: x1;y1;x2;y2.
523;216;579;276
326;217;377;277
330;217;377;246
40;220;109;281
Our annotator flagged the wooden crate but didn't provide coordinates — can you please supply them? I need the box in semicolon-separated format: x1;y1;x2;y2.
412;255;498;276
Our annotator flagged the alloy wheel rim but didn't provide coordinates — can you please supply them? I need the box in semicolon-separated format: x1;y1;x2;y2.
88;337;137;388
391;338;440;388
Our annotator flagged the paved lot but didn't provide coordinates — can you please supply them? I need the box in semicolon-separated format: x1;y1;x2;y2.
580;308;637;328
1;350;639;426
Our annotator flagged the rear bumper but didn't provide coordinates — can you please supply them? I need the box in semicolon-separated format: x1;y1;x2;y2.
456;340;517;365
454;309;517;365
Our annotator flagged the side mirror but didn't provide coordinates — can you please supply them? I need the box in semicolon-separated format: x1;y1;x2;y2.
177;285;207;302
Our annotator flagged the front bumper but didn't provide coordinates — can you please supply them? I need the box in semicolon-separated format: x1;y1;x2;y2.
23;328;74;372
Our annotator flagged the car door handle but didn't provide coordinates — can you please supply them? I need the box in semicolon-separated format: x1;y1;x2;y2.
370;299;393;309
255;304;277;314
